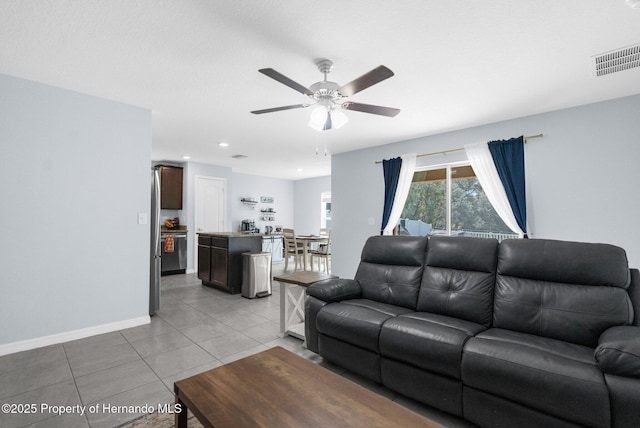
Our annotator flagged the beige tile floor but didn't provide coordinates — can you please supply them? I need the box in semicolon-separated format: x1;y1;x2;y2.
0;264;470;428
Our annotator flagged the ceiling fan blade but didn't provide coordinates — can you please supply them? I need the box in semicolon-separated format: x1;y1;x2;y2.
251;104;309;114
342;102;400;117
258;68;314;96
338;65;395;97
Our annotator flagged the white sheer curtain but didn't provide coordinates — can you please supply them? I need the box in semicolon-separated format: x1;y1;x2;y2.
464;143;524;237
382;153;417;235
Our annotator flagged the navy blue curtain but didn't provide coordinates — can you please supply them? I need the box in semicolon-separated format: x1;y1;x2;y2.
488;136;527;237
381;157;402;234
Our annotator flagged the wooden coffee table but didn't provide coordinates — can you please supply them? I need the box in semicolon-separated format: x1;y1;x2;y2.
274;271;337;341
174;346;441;428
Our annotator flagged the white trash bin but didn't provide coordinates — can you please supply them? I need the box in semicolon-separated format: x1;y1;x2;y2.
241;252;272;298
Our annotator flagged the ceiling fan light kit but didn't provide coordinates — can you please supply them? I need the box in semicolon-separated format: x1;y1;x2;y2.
309;105;329;130
251;59;400;131
328;109;348;129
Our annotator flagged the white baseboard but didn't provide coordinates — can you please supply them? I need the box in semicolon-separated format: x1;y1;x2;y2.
0;316;150;357
186;268;196;274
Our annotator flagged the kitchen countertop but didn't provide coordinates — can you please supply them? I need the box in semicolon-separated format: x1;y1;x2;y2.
198;232;283;238
161;226;188;233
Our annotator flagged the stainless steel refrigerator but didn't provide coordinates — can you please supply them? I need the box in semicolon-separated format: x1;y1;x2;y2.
149;167;161;315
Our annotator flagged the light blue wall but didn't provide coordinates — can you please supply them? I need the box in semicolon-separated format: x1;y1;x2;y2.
294;175;331;235
166;163;297;272
232;172;294;233
332;94;640;278
169;165;302;272
0;74;151;345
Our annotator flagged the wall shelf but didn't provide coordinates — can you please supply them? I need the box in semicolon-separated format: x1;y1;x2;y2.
260;202;275;221
240;198;258;209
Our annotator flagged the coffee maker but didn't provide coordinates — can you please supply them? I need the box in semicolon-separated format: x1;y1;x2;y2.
241;219;255;232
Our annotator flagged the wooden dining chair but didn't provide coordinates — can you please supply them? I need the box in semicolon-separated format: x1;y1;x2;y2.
310;229;331;273
316;228;331;259
283;228;303;271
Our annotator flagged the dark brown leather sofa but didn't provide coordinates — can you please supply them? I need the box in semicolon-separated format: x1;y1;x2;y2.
305;235;640;428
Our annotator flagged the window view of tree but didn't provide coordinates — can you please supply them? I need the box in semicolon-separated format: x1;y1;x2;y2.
402;168;446;231
400;164;516;240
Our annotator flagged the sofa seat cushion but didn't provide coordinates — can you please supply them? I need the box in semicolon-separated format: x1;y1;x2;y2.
462;328;610;428
316;299;413;352
380;312;485;379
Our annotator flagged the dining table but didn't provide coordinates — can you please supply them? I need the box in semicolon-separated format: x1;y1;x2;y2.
295;235;329;271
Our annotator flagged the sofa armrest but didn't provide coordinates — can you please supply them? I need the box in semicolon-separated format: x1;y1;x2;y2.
306;278;362;303
628;268;640;326
595;326;640;379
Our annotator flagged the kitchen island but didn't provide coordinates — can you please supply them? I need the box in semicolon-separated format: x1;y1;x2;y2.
197;233;262;294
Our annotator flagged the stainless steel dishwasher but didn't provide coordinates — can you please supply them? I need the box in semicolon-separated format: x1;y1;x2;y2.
161;232;187;275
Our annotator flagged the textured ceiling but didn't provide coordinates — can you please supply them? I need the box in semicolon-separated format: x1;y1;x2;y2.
1;1;639;179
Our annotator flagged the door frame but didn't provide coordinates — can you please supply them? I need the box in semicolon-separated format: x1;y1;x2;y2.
194;175;227;270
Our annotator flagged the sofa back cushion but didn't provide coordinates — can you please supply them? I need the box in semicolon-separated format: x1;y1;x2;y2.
355;235;428;310
417;236;498;326
494;239;634;347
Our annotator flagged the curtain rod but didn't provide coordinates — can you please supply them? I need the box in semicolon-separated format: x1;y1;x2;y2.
374;133;544;164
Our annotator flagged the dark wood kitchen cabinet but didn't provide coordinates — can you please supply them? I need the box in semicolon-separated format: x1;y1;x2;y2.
197;234;262;294
159;165;183;209
197;236;213;283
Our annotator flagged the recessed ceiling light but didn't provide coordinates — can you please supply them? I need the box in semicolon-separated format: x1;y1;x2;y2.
219;142;229;147
297;168;303;172
182;155;191;160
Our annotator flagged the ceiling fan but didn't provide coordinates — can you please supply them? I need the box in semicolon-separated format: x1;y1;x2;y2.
251;59;400;131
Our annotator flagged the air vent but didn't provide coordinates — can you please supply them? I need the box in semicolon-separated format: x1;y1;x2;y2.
231;154;248;159
592;44;640;77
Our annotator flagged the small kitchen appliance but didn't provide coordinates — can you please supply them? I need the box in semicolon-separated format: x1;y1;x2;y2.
241;219;255;232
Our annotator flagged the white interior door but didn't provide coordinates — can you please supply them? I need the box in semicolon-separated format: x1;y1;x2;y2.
194;176;226;268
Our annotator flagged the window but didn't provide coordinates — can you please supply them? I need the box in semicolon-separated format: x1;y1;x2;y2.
321;192;332;229
400;163;517;241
